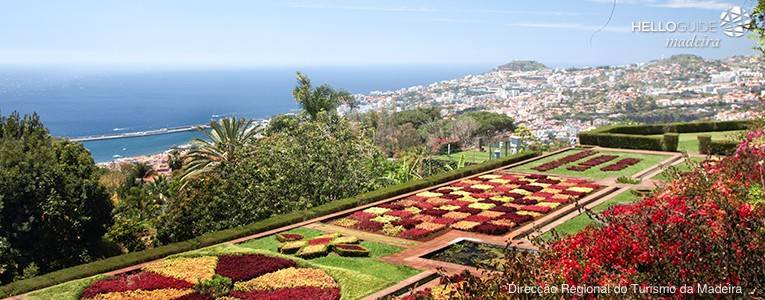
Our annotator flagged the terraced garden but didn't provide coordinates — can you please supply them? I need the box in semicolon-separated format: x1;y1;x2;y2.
16;146;678;300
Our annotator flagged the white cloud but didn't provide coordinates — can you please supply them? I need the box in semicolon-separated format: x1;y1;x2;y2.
288;3;433;12
589;0;735;10
652;0;734;10
507;22;631;33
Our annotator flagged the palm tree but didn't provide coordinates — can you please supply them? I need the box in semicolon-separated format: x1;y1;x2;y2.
180;118;260;185
293;72;355;119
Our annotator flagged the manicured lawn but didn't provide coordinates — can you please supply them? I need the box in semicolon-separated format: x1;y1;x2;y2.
239;227;421;296
435;149;516;164
648;130;743;153
652;157;704;181
539;190;640;240
511;149;670;180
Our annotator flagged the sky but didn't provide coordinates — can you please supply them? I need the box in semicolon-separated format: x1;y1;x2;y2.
0;0;760;69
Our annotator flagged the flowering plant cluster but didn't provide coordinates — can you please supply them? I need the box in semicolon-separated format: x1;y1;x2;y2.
81;254;339;300
276;232;369;258
533;150;597;171
446;130;765;298
566;155;618;171
331;172;601;240
600;157;641;172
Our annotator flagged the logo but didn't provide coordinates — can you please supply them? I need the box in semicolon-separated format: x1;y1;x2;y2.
720;6;750;37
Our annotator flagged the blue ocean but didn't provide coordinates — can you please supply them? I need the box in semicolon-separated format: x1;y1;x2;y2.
0;65;489;162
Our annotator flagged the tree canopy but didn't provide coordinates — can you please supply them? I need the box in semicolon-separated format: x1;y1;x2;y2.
0;112;113;283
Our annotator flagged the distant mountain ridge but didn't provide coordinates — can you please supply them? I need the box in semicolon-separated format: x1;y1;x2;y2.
496;60;548;72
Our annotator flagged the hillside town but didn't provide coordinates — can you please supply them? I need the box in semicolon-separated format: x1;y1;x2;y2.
354;55;765;143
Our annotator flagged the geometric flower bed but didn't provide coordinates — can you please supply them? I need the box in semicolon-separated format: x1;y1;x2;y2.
566;155;618;172
532;149;597;171
81;254;340;300
278;233;369;258
330;171;601;240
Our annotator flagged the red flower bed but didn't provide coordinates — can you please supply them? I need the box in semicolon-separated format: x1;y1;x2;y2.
394;218;422;229
464;215;491;223
472;223;510;235
600;157;642;171
216;254;297;282
490;205;517;213
350;211;375;221
566;155;618;171
354;219;383;231
385;210;413;218
81;272;193;298
456;207;481;214
512;198;538;205
399;228;432;239
519;205;551;213
500;213;533;224
433;217;457;225
230;287;341;300
532;150;597;171
421;209;448;217
308;237;334;245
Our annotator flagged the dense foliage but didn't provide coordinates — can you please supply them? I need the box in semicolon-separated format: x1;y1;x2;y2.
0;113;113;283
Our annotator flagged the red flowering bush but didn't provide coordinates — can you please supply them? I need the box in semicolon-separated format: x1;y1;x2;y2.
472;223;510;235
448;130;765;298
216;254;297;282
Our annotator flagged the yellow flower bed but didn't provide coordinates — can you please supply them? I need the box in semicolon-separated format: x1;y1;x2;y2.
404;207;421;214
470;184;494;190
510;189;531;195
478;211;504;219
529;182;550;188
552;194;572;200
415;222;446;232
450;190;472;196
142;256;217;284
443;211;471;220
517;211;542;218
568;186;594;193
489;196;513;202
468;202;495;210
488;179;510;184
416;191;443;198
490;219;515;227
458;196;480;203
451;221;480;230
234;267;338;292
542;188;562;194
86;289;194;300
478;174;502;179
426;198;450;205
525;196;546;202
538;202;561;209
438;205;460;211
332;218;358;228
371;215;400;223
363;207;390;215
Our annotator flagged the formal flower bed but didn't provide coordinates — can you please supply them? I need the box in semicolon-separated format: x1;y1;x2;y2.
81;254;340;300
566;155;618;171
277;233;369;258
532;149;597;171
330;172;601;239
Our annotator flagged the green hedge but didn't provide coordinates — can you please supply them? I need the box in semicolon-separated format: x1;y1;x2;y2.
0;151;540;298
578;120;750;152
698;135;712;154
707;140;738;155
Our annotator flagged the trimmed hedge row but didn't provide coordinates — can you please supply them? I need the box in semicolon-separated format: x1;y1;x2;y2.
578;120;750;152
0;151;540;298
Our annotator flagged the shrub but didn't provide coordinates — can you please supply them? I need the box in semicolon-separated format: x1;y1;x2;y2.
333;244;370;257
275;233;304;242
709;140;738;155
615;176;640;184
698;134;712;154
195;274;232;298
661;133;679;151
